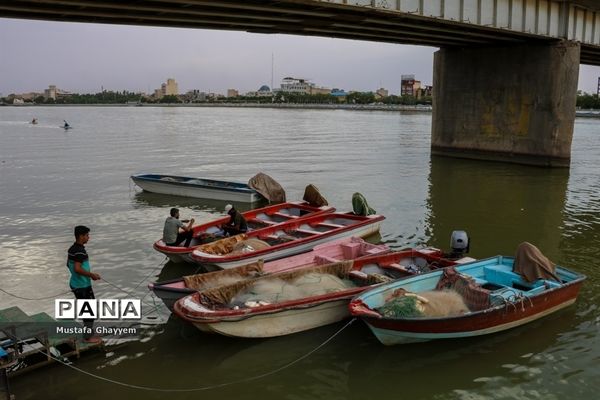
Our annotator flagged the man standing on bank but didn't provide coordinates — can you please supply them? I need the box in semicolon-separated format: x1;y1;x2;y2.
163;208;195;247
67;225;102;343
221;204;248;236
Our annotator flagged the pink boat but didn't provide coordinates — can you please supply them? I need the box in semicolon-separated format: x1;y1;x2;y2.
148;237;389;311
153;201;334;263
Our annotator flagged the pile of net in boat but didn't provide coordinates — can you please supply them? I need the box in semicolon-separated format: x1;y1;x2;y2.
196;236;270;256
198;261;356;308
229;238;271;255
183;261;264;291
376;289;469;318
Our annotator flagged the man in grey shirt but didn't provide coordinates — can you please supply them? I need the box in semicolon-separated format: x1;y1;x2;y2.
163;208;195;247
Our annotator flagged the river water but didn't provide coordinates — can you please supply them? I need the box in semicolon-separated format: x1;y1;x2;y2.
0;106;599;399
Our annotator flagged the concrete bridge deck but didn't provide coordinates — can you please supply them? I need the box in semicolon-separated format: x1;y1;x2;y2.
1;0;599;65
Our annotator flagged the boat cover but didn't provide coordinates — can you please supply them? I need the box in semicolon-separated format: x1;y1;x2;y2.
183;261;264;291
513;242;560;283
248;173;286;203
352;192;376;216
302;184;328;207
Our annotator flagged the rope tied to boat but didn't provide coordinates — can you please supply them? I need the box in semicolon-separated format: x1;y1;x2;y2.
22;318;357;392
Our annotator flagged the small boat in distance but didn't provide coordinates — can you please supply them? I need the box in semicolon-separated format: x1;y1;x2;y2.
350;255;586;345
131;173;263;203
153;201;335;263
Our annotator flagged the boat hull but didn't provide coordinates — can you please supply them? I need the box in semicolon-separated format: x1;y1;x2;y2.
131;175;261;203
350;257;586;345
194;299;351;338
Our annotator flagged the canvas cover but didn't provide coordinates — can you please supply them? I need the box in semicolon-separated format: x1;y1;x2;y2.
302;184;328;207
183;260;264;291
352;192;376;216
248;173;286;203
513;242;560;283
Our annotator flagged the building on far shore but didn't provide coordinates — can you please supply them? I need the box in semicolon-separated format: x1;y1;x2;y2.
154;78;178;99
227;89;239;97
375;88;388;99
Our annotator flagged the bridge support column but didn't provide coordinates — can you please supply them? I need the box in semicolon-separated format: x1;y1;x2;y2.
431;41;580;167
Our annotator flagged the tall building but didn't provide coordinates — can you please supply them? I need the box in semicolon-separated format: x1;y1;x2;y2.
227;89;239;97
161;78;178;96
401;75;421;97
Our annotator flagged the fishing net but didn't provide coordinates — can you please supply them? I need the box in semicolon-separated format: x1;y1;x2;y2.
436;267;491;311
198;260;354;307
183;260;264;290
376;296;424;318
195;234;248;255
229;272;355;306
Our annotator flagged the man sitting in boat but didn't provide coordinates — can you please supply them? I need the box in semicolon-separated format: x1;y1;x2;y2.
163;208;195;247
221;204;248;236
63;120;70;129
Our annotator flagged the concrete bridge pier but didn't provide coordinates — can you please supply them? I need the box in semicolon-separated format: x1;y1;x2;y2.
431;41;580;167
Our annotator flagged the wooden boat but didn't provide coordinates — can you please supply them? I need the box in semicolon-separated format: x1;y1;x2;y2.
349;255;586;345
173;249;459;338
131;173;263;203
153;201;334;263
149;237;389;310
191;212;386;269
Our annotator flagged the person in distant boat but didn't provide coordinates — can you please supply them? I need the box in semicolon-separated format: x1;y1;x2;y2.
66;225;102;344
221;204;248;236
63;120;70;129
163;208;195;247
31;118;38;124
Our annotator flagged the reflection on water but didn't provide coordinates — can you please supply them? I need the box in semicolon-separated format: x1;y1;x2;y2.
132;190;267;213
1;108;600;399
426;156;569;259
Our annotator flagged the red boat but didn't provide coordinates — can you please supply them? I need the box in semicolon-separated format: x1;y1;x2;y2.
153;201;334;263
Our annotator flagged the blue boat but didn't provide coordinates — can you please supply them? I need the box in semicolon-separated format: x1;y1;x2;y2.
131;173;263;203
350;253;586;345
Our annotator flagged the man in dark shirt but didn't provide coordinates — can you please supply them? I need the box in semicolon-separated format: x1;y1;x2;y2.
66;225;102;343
221;204;248;236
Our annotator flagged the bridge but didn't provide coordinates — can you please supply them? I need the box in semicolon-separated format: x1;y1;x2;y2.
2;0;600;166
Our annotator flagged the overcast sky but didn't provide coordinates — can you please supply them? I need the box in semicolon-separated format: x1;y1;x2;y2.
1;17;599;96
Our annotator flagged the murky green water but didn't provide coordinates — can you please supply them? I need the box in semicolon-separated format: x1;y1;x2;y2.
1;106;599;399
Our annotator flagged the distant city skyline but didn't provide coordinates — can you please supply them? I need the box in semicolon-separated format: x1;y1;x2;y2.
1;18;599;96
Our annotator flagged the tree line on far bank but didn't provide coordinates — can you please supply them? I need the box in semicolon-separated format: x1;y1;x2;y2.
3;90;600;109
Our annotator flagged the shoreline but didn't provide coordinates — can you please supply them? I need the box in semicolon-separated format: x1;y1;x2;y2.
1;102;433;112
3;103;600;117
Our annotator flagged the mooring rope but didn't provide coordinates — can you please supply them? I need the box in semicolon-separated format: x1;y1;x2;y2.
0;287;73;301
30;318;357;392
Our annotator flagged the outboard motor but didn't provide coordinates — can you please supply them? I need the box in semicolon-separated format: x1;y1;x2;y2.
448;230;470;259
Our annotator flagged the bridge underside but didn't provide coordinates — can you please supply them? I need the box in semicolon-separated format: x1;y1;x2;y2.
1;0;599;65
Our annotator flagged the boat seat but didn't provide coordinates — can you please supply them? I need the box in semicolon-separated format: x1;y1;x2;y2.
384;263;410;274
294;228;322;236
272;212;296;219
313;222;345;229
483;267;544;291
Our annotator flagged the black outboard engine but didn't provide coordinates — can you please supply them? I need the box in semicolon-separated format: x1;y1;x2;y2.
448;230;470;259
